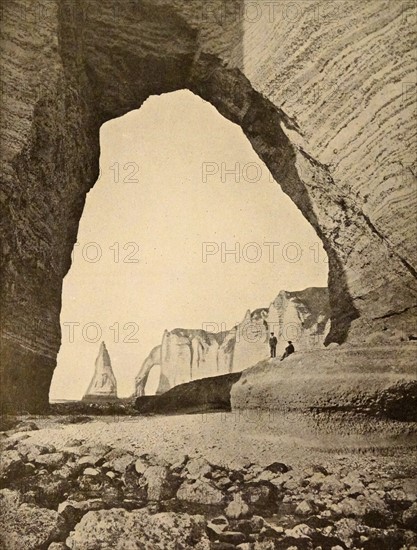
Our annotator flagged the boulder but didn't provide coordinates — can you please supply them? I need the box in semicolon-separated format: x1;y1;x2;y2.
58;499;107;529
240;481;280;514
14;421;39;432
0;450;24;482
66;508;210;549
103;448;134;473
142;465;175;501
177;479;224;506
263;462;290;475
186;457;212;479
0;489;64;550
295;500;315;517
225;493;250;519
35;452;67;470
402;502;417;530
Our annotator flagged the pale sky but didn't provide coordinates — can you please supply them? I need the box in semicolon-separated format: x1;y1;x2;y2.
50;90;328;400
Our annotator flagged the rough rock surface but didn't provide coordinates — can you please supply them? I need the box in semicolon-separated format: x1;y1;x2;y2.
135;372;242;415
1;0;416;411
0;489;64;550
0;418;416;549
82;342;118;402
135;288;330;395
231;343;417;419
66;508;210;549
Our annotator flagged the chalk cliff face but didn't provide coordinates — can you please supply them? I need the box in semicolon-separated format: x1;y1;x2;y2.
1;0;416;411
232;287;331;372
135;329;235;397
135;287;330;395
83;342;118;402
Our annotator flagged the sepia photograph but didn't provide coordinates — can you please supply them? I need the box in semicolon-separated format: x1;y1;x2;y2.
1;0;416;548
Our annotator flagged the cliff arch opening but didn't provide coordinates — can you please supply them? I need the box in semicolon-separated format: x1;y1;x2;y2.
50;90;329;401
143;365;162;397
3;0;415;412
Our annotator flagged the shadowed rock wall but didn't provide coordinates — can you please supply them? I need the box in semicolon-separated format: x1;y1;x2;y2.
1;0;416;411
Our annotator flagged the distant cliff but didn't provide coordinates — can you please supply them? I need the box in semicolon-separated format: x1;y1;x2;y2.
135;287;330;396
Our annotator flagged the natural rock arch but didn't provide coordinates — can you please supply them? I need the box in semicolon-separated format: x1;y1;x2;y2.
1;0;416;412
135;346;167;397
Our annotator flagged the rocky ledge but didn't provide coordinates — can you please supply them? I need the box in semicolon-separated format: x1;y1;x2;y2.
135;372;242;415
1;421;417;550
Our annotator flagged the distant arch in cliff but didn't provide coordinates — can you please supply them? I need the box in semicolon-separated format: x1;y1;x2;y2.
1;0;415;411
144;365;162;396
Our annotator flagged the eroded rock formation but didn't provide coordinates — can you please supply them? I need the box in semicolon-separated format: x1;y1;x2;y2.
82;342;118;402
135;287;330;395
1;0;416;411
135;329;235;397
231;343;417;420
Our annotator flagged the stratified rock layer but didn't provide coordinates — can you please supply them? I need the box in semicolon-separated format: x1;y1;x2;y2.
1;0;416;411
231;343;417;420
135;287;330;395
135;372;243;415
82;342;118;402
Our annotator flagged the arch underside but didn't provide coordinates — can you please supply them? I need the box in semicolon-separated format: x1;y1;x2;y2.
1;0;416;411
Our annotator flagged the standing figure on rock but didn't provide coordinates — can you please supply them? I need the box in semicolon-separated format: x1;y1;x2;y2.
281;341;295;361
269;332;278;358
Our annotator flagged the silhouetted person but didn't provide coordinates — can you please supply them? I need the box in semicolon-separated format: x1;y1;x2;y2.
280;341;295;361
269;332;278;358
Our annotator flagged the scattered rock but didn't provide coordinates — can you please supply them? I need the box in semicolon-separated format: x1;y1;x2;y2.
26;473;71;508
237;516;264;535
208;521;228;538
386;488;414;510
295;500;315;517
211;542;236;550
264;462;290;475
142;465;174;501
83;468;100;476
402;502;417;530
103;448;134;473
260;521;284;538
240;481;280;513
58;499;107;529
209;516;229;532
65;438;83;447
321;475;345;493
186;457;212;479
177;479;224;505
170;454;189;472
134;457;149;476
225;493;250;519
307;472;326;489
78;455;102;467
15;421;39;432
0;450;24;482
35;452;66;470
219;531;247;545
66;508;210;549
0;489;64;550
17;442;49;462
4;432;31;447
